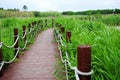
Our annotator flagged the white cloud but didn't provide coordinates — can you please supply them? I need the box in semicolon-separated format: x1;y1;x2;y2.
0;0;120;11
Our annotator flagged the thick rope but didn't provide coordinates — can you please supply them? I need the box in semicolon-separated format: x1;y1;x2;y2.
22;30;27;39
0;42;2;48
54;27;94;80
2;35;19;48
20;40;28;50
0;22;39;72
0;48;20;71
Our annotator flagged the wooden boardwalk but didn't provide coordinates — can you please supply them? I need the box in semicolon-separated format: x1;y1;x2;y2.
0;29;58;80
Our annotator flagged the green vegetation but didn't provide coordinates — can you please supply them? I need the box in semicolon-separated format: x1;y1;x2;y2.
0;9;61;18
100;15;120;26
54;15;120;80
33;11;61;17
0;13;120;80
62;9;120;15
0;18;40;61
0;10;34;18
0;17;54;62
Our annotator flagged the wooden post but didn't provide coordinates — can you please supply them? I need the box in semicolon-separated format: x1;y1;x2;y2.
23;25;26;42
52;19;54;27
0;47;3;77
38;20;40;31
0;49;1;63
66;31;71;43
0;50;3;77
84;17;87;20
41;20;43;29
0;43;3;77
89;17;91;21
81;17;83;20
14;28;19;58
45;19;47;27
28;23;31;32
0;45;1;62
60;27;65;33
0;31;3;77
38;20;40;26
56;23;58;27
59;24;62;28
32;22;34;26
77;45;91;80
0;29;1;62
34;21;37;26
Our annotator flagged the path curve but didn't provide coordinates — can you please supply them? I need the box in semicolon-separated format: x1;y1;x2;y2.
0;28;58;80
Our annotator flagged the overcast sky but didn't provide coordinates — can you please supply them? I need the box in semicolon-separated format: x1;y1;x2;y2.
0;0;120;12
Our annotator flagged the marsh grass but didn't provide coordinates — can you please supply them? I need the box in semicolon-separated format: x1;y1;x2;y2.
0;18;42;61
55;17;120;80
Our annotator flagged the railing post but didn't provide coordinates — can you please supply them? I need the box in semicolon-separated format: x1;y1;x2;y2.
32;22;34;26
38;20;40;27
56;23;58;27
0;48;2;63
66;31;71;43
23;25;26;42
38;20;40;31
0;43;3;77
0;32;3;77
52;19;54;27
14;28;19;58
45;19;47;27
41;20;43;29
35;21;37;25
0;29;1;62
0;42;2;63
28;23;31;32
77;45;91;80
60;27;65;33
89;17;91;21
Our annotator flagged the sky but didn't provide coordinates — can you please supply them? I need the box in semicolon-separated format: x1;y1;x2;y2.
0;0;120;12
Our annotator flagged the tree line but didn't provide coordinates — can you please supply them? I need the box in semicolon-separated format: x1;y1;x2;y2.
62;9;120;15
0;8;20;11
0;5;27;11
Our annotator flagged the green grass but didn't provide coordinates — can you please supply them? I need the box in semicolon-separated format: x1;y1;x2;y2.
100;14;120;26
0;18;45;62
0;14;120;80
54;16;120;80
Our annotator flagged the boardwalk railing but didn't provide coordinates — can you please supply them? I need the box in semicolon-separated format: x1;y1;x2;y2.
0;20;42;76
54;24;94;80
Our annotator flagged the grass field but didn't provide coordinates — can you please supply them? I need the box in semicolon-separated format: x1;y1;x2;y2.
54;15;120;80
0;14;120;80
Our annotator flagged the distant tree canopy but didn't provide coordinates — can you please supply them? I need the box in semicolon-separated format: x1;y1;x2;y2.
33;11;61;17
23;5;28;11
62;9;120;15
7;8;19;11
0;8;4;10
0;7;19;11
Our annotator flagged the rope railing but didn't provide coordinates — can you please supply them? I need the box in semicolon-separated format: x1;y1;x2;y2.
22;30;27;39
19;40;28;50
0;20;43;76
2;35;19;48
54;26;94;80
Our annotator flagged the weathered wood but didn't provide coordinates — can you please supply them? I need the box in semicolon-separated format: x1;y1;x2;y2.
77;45;91;80
14;28;19;58
0;43;3;77
66;31;71;43
52;19;54;27
23;25;26;42
60;27;65;33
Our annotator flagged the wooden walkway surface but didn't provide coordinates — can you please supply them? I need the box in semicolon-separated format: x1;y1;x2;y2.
0;29;58;80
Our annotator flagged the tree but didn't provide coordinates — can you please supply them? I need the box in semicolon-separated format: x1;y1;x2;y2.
23;5;28;11
0;8;4;10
